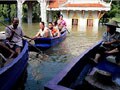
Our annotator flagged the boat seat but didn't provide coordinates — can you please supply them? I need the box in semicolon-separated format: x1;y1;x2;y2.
35;44;51;48
0;53;7;68
95;60;120;75
4;58;14;66
106;55;116;64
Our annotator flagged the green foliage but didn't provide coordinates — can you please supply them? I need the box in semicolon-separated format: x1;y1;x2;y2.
101;1;120;23
0;4;16;23
52;11;60;22
0;2;40;23
22;2;40;23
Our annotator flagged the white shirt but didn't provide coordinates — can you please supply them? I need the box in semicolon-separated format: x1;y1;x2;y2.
37;27;52;38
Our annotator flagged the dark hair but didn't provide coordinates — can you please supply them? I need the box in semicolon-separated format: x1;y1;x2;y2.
108;25;116;30
48;22;53;25
108;25;116;34
53;21;57;26
12;17;19;22
40;21;45;26
60;14;63;17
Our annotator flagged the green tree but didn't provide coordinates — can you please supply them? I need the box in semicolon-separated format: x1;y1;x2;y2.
101;1;120;23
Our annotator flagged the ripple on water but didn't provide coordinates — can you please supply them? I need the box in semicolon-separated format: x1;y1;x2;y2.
25;29;104;90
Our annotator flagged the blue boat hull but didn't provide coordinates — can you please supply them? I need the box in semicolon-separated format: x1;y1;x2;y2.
31;31;67;51
44;41;120;90
0;40;29;90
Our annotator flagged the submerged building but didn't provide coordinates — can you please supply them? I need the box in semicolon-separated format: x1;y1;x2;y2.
47;0;111;31
0;0;111;31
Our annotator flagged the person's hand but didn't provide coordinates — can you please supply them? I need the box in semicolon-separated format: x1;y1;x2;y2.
112;39;117;43
28;37;34;42
28;39;32;42
11;29;15;33
105;51;109;54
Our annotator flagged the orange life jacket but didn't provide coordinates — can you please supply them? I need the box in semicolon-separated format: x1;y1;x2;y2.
51;28;57;35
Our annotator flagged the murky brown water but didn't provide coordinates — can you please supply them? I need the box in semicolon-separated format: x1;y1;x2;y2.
24;24;105;90
0;23;105;90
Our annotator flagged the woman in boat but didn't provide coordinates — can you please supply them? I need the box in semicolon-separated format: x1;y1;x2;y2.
31;22;52;40
91;20;120;64
48;22;60;37
57;14;67;33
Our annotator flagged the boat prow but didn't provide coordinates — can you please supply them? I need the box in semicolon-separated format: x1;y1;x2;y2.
44;40;120;90
0;40;29;90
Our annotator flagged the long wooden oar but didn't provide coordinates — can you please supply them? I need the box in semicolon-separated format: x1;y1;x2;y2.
66;28;70;34
0;21;43;55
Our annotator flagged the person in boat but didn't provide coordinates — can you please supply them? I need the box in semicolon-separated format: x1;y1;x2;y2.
0;18;29;58
31;22;52;40
57;14;67;33
52;21;59;30
48;22;60;37
91;20;120;64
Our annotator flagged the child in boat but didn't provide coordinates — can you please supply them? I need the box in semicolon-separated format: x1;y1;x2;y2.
91;20;120;64
48;22;60;37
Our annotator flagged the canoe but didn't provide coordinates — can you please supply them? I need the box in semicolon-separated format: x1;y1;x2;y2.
44;41;120;90
0;40;29;90
30;31;67;51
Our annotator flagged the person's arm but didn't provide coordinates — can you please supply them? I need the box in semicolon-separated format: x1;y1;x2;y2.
56;29;60;37
102;32;117;45
32;33;39;39
5;27;15;41
29;31;40;42
63;20;67;27
104;40;117;45
57;20;60;26
105;48;119;54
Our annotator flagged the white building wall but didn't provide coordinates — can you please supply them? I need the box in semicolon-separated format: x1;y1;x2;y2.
79;18;87;31
70;0;100;3
37;0;47;25
61;10;100;31
62;11;72;30
93;18;99;31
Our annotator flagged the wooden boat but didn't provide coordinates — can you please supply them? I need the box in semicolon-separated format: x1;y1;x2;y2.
0;40;29;90
44;41;120;90
30;31;67;51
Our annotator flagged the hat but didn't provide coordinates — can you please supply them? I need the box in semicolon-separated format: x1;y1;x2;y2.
105;20;120;28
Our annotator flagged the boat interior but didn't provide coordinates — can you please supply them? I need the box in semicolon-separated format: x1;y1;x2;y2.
46;43;120;90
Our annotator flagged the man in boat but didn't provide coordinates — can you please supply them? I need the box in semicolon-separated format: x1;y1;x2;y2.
91;20;120;64
0;18;29;58
48;22;60;37
31;22;52;40
57;14;67;33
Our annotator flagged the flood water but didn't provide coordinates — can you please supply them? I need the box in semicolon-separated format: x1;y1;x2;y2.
24;24;105;90
0;23;105;90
